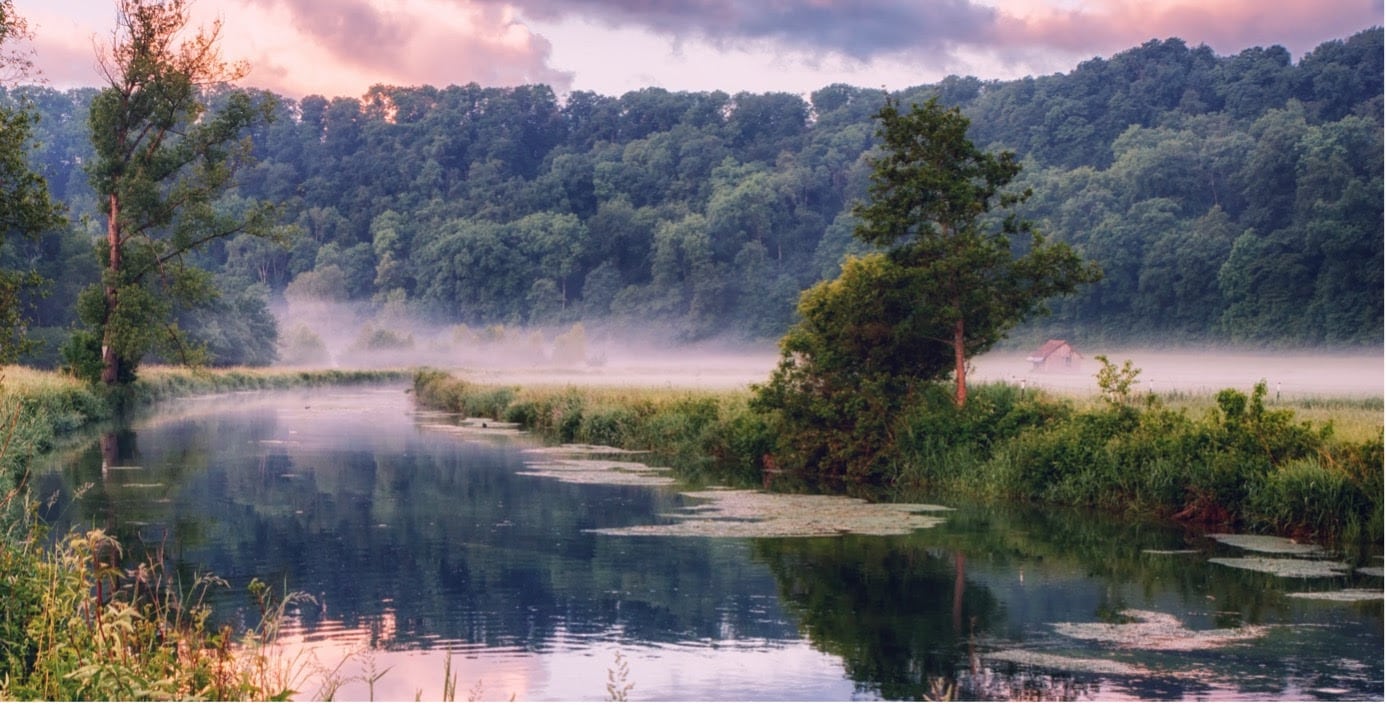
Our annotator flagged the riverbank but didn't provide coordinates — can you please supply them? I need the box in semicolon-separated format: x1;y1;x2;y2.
0;365;410;485
0;365;413;699
412;368;1384;549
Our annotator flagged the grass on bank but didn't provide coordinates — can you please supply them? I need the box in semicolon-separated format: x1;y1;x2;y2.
412;368;1384;548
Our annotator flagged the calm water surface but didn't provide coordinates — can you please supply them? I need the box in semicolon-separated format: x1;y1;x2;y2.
35;387;1384;701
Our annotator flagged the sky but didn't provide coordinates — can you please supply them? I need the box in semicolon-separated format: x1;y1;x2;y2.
11;0;1384;100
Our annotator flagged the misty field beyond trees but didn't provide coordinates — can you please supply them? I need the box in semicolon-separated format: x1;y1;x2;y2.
5;27;1384;368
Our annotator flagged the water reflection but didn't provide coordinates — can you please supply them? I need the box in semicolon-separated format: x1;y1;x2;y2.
33;387;1385;701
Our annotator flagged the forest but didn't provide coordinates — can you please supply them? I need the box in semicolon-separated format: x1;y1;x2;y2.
5;27;1383;368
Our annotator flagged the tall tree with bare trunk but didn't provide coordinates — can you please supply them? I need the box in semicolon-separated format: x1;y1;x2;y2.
74;0;275;385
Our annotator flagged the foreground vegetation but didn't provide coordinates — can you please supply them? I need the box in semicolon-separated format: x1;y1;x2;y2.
413;368;1384;548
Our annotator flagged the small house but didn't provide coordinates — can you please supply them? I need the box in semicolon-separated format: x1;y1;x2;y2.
1027;339;1079;371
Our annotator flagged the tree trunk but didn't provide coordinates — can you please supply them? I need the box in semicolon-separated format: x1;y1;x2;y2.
100;194;121;386
952;317;967;407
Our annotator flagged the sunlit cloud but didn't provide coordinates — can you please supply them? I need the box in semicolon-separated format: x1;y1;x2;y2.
10;0;1381;99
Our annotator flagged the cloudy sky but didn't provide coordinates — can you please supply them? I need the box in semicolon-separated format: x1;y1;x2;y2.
12;0;1383;99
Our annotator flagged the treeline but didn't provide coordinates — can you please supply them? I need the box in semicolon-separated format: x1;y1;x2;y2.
7;29;1383;366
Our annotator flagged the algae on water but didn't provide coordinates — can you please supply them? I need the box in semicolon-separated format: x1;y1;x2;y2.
593;489;952;538
1051;609;1266;651
518;456;677;486
984;649;1148;676
1286;589;1383;602
1208;557;1350;578
1207;533;1324;555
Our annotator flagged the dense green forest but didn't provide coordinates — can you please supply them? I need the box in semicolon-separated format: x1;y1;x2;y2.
6;28;1382;367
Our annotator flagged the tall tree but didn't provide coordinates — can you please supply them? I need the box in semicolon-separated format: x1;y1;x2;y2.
0;1;65;362
78;0;275;385
852;97;1099;406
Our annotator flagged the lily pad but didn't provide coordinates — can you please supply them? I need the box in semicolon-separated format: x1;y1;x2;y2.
1207;533;1323;555
985;649;1147;675
1051;609;1266;651
593;489;951;538
1285;589;1383;602
1209;557;1349;578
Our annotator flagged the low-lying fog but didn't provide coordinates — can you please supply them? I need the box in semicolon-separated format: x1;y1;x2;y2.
275;302;1382;398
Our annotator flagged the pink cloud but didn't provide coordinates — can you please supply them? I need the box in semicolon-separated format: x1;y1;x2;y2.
227;0;573;97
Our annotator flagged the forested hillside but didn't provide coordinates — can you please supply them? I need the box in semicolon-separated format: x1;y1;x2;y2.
7;28;1382;366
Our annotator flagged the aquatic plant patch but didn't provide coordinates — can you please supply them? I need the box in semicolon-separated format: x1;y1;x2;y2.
418;421;524;438
1207;557;1350;578
1285;589;1383;602
593;489;952;538
1207;533;1325;555
1050;609;1266;651
518;456;678;486
525;444;651;456
984;649;1148;676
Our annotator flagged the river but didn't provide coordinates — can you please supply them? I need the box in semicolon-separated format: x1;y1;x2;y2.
33;386;1384;701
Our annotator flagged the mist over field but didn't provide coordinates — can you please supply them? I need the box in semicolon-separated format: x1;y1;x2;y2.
271;298;1383;398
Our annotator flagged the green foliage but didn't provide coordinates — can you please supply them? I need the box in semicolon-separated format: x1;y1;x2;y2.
0;5;65;366
1246;459;1371;540
755;97;1098;480
276;324;329;366
852;97;1100;405
1093;355;1143;407
80;0;279;384
351;325;415;352
411;369;1382;545
0;516;311;700
5;28;1383;350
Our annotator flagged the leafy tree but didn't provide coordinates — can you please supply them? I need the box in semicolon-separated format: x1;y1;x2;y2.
754;254;954;480
76;0;276;385
0;1;65;362
851;97;1099;406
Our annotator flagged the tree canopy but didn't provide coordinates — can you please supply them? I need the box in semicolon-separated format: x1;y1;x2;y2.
68;0;276;384
1;26;1380;368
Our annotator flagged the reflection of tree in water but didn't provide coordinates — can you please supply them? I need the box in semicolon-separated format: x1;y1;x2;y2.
753;535;1100;701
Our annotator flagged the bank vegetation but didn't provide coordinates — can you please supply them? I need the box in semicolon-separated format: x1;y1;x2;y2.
412;367;1384;549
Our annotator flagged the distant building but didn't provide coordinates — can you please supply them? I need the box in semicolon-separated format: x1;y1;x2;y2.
1027;339;1080;371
